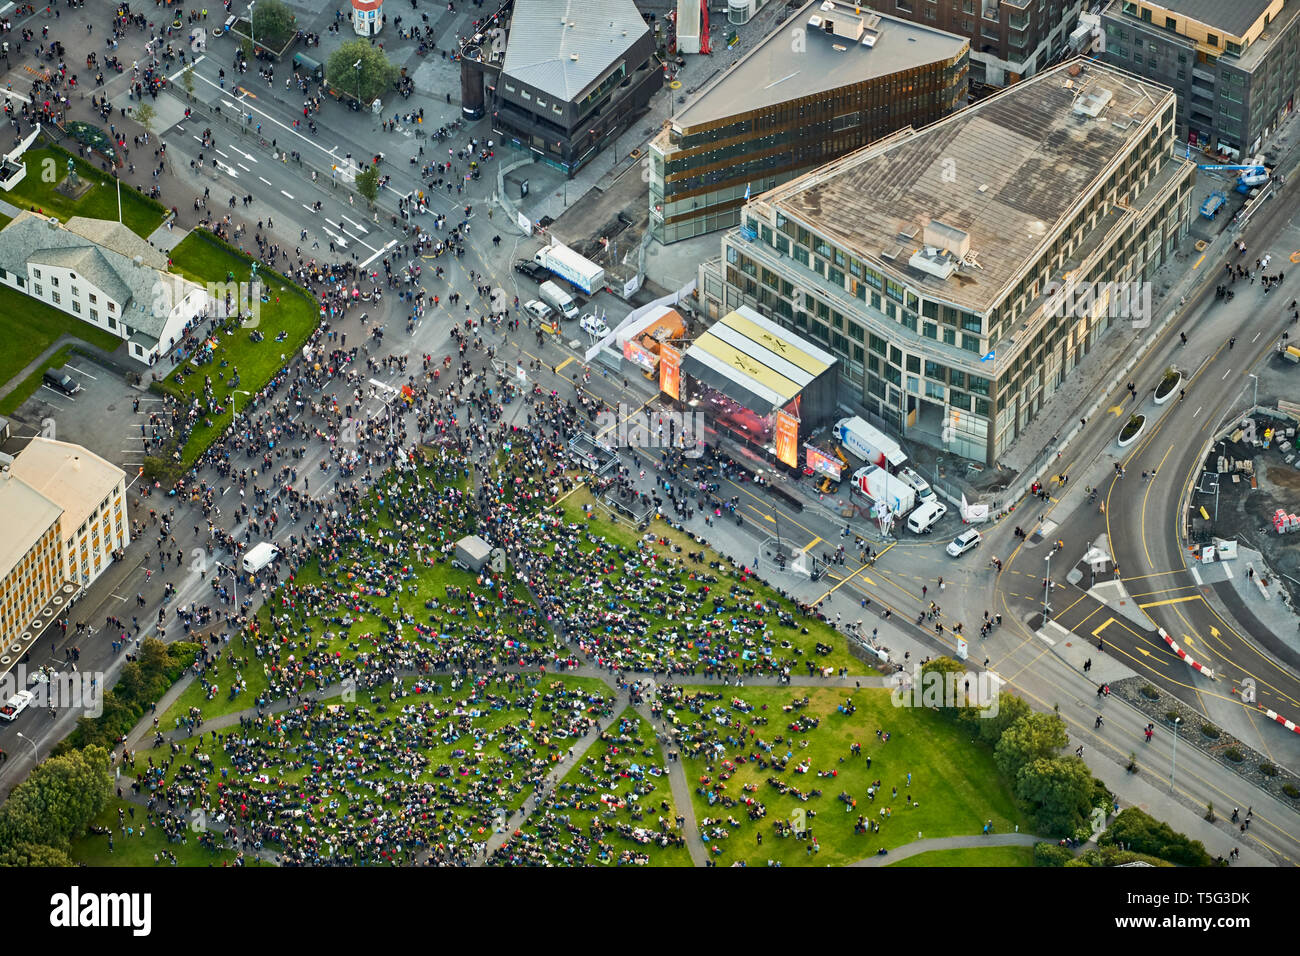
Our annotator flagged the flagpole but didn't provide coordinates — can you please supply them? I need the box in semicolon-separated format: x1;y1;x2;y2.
117;175;122;224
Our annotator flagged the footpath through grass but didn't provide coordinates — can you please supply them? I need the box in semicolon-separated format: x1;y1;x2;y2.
5;146;166;238
887;844;1035;867
0;283;123;399
671;684;1027;867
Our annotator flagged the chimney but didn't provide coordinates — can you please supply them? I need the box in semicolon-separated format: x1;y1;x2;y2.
47;216;58;229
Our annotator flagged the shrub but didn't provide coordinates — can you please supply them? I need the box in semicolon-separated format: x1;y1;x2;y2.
1200;723;1220;739
1140;684;1160;700
1034;842;1074;867
1259;762;1278;777
1165;710;1183;723
1282;784;1299;799
1224;747;1244;763
1100;807;1212;867
1120;414;1145;442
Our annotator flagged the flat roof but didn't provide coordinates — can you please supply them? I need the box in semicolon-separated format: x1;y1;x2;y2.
501;0;649;102
8;438;123;543
683;305;837;408
763;58;1178;314
676;0;967;129
1130;0;1273;38
0;474;62;583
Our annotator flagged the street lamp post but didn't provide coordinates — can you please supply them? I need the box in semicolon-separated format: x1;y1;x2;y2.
15;732;38;765
230;388;252;428
1248;373;1258;408
247;0;256;53
1170;715;1182;790
354;59;363;108
215;560;239;614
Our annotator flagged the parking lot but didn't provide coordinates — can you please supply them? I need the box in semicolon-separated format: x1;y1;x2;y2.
6;353;150;474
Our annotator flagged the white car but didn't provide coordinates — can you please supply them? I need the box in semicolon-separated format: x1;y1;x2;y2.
524;299;554;323
945;529;982;557
579;313;610;337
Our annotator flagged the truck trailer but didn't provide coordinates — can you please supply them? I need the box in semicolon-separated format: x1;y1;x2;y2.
533;241;605;295
835;417;907;469
852;465;916;515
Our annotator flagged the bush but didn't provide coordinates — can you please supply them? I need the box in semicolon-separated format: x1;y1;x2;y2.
54;639;197;754
1283;784;1299;799
1200;723;1220;739
1034;842;1074;867
1165;710;1183;723
1155;367;1180;399
1259;762;1278;777
1120;414;1145;442
1100;807;1212;867
1224;747;1244;763
1140;684;1160;700
142;455;185;485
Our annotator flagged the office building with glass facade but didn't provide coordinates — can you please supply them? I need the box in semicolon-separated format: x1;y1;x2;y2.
649;0;968;244
699;58;1195;465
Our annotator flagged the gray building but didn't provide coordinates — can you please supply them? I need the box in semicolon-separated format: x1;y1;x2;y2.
459;0;663;175
699;58;1195;465
1100;0;1300;158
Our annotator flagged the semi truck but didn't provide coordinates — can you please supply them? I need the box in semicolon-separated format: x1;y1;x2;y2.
852;465;916;515
533;241;605;295
835;417;907;469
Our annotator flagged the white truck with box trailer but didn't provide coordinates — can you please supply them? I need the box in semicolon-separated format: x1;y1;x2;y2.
852;465;916;515
533;241;605;295
835;416;907;469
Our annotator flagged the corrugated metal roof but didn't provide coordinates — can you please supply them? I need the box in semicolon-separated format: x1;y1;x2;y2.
501;0;650;101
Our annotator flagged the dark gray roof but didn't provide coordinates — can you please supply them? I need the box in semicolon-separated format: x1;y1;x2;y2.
501;0;650;101
1125;0;1272;38
677;1;967;128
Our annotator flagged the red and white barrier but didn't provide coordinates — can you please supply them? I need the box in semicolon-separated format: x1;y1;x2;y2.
1260;708;1300;734
1158;628;1216;680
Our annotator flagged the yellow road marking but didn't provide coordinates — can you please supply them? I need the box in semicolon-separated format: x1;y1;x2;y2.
554;356;576;373
1137;595;1204;609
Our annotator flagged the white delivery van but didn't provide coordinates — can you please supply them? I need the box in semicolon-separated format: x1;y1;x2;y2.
897;466;936;503
538;280;579;320
907;499;948;534
242;542;280;574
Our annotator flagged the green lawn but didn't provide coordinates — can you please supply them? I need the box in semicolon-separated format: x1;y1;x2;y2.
0;282;123;399
6;146;166;238
157;231;320;466
70;799;266;867
0;212;11;229
673;685;1027;867
492;709;693;867
0;344;73;416
887;844;1035;867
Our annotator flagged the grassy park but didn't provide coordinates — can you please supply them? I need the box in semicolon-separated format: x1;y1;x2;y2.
5;146;166;238
673;684;1027;867
153;230;320;467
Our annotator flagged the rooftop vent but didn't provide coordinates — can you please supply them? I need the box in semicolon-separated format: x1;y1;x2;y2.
1073;88;1113;117
908;245;958;280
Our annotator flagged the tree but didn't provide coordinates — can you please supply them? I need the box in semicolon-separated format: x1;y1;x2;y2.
355;164;380;205
994;711;1068;779
1100;807;1213;866
134;102;156;136
976;693;1032;747
182;63;196;97
326;40;398;105
0;745;112;851
0;841;77;866
1014;755;1096;836
250;0;296;49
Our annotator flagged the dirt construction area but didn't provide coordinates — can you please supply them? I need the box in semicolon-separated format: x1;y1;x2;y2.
1201;412;1300;605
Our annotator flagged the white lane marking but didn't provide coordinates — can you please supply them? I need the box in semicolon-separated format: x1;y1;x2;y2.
1223;565;1233;579
1221;368;1231;379
1253;331;1261;342
259;176;273;185
237;162;251;171
1193;406;1202;419
342;216;368;233
359;239;398;269
168;55;204;82
65;366;97;380
281;190;294;200
1190;566;1202;585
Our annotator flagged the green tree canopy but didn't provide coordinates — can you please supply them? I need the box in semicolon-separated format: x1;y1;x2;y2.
994;711;1068;779
355;164;380;205
976;692;1032;747
326;40;398;105
1014;755;1096;837
1100;807;1213;866
0;745;112;851
251;0;296;49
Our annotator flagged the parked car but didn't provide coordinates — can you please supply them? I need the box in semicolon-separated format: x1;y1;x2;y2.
523;299;554;323
43;368;82;396
945;529;982;557
579;313;610;337
514;259;550;283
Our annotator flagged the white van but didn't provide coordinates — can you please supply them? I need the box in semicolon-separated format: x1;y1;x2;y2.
897;466;936;503
242;542;280;574
538;281;579;320
907;500;948;534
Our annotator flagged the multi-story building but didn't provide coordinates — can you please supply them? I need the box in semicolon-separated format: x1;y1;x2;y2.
458;0;663;175
1100;0;1300;158
700;58;1195;465
879;0;1083;87
0;463;67;653
8;438;129;591
649;0;968;243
